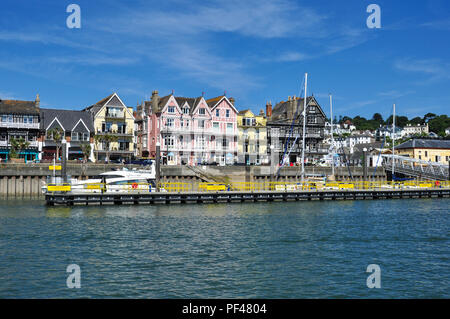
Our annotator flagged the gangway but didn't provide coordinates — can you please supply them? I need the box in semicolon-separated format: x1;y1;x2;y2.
382;154;449;181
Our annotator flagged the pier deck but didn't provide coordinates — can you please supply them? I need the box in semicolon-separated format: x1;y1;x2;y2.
45;188;450;206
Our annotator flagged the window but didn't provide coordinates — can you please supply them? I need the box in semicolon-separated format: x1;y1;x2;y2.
166;118;174;127
227;123;233;133
186;120;190;127
216;109;220;117
226;110;230;118
425;151;428;157
164;135;174;147
199;108;206;115
198;120;205;128
222;139;228;150
213;122;219;131
168;106;175;113
183;108;189;114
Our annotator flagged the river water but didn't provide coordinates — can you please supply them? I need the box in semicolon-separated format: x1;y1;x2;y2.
0;199;448;298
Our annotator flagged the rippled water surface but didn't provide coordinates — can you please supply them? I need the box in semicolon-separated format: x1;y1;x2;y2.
0;199;448;298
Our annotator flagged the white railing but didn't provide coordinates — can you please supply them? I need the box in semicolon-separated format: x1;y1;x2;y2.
0;122;40;129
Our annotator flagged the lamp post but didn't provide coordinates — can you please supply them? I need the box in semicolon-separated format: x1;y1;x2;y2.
270;144;275;182
61;139;67;183
156;141;160;192
363;147;368;186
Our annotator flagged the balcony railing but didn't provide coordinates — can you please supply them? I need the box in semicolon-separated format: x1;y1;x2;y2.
96;129;133;136
105;112;125;119
0;140;38;147
0;122;40;129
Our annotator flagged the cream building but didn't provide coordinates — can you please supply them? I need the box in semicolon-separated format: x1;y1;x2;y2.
237;109;268;165
396;139;450;164
83;93;135;162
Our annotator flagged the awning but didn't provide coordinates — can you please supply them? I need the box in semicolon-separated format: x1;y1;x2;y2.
167;152;174;156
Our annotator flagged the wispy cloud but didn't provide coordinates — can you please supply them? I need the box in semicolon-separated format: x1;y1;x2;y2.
421;19;450;31
48;55;139;66
394;58;450;83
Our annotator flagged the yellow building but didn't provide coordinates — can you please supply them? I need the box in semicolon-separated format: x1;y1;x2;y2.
396;139;450;164
237;109;268;165
83;93;135;162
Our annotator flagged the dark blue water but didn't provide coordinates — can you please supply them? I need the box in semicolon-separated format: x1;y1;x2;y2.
0;199;448;298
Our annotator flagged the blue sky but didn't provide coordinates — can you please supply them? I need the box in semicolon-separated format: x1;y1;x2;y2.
0;0;449;120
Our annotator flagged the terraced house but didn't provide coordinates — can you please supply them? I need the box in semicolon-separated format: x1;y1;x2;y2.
136;91;238;165
0;95;40;162
267;95;327;165
237;109;268;165
83;93;135;162
39;108;95;161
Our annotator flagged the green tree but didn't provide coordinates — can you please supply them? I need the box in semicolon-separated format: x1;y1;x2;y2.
409;117;423;125
428;115;450;135
94;134;118;162
47;128;64;160
80;143;92;163
9;137;30;160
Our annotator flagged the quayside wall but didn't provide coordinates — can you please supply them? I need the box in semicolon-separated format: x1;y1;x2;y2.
0;163;386;198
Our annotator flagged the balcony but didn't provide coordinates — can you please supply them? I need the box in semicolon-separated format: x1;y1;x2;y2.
96;129;133;137
0;122;40;129
0;140;38;147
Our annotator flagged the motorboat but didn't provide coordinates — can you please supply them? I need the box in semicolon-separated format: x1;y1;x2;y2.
42;166;159;194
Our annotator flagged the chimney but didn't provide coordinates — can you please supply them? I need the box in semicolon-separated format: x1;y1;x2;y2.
151;90;160;113
266;101;272;118
287;95;296;120
229;97;235;105
35;94;40;108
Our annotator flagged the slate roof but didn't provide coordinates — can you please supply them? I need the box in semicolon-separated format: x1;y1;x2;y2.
0;99;39;115
270;96;318;122
40;108;94;132
396;139;450;149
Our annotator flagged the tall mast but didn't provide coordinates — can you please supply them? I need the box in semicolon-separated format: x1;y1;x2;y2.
392;103;396;177
301;73;308;182
330;94;335;177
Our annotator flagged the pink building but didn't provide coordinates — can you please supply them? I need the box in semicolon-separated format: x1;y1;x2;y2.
136;91;238;165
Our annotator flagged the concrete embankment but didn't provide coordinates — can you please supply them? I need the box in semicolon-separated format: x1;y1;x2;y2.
0;163;386;198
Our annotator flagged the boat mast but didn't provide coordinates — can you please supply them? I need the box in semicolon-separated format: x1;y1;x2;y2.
330;94;335;177
392;103;396;177
301;73;308;182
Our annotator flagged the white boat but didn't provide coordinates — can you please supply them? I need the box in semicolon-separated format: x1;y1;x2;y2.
43;166;159;194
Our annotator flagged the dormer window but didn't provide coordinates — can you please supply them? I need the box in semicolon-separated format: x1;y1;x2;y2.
199;108;206;115
183;108;189;114
168;106;175;113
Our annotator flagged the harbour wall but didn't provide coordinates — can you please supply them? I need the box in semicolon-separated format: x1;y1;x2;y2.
0;163;386;198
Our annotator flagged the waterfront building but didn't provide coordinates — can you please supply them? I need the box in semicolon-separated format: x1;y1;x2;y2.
395;139;450;164
0;95;40;162
267;96;327;165
237;109;268;165
376;125;404;140
137;91;238;166
402;123;429;136
83;93;135;162
39;108;95;161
